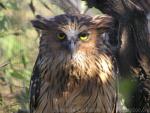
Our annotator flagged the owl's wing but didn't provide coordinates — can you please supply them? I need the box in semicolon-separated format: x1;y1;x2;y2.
132;78;150;112
132;0;150;14
29;55;41;113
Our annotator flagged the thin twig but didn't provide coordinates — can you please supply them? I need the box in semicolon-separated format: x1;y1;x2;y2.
0;63;9;68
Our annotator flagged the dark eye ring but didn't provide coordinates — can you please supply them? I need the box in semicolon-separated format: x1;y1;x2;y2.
57;32;66;40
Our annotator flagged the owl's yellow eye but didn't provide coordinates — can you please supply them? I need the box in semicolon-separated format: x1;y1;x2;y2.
79;33;89;41
57;33;66;40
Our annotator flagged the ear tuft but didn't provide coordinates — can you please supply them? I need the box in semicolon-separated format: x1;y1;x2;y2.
31;15;50;30
92;15;114;30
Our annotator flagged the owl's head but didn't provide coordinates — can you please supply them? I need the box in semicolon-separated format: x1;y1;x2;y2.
31;14;114;59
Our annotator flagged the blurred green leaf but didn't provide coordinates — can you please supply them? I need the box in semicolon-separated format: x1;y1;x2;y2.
11;71;25;80
21;52;29;68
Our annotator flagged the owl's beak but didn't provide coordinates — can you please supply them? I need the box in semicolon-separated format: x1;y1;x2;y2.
66;40;76;54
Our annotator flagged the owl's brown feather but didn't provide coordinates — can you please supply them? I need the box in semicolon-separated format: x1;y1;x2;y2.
30;14;119;113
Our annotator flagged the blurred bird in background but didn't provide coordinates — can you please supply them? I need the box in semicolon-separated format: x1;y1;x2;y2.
85;0;150;112
29;1;119;112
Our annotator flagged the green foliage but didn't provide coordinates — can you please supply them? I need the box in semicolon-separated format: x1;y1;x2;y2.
0;0;39;112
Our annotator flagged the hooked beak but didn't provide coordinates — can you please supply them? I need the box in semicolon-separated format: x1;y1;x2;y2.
66;40;76;54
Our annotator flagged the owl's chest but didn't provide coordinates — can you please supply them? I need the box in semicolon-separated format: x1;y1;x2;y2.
35;55;117;113
34;77;117;113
